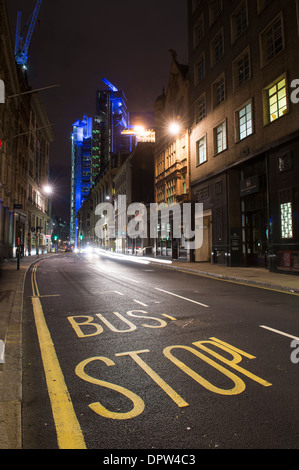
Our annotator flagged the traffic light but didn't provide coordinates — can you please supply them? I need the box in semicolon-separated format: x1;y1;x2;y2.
79;234;83;240
54;235;58;241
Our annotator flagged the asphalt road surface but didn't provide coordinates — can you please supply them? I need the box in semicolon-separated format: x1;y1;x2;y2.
21;252;299;451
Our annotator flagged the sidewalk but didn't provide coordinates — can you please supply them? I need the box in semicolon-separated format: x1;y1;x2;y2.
153;259;299;295
0;253;57;449
0;253;298;449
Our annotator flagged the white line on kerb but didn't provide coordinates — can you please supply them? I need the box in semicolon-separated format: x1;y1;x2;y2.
0;340;5;363
155;288;209;308
260;325;299;341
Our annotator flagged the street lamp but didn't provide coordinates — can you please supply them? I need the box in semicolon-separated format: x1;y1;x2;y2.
169;122;181;135
43;184;53;195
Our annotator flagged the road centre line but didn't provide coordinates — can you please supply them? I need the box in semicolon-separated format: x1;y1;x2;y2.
118;274;140;284
155;288;209;308
133;300;148;307
260;325;299;341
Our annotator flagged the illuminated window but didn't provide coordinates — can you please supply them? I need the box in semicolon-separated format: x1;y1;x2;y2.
281;202;293;239
264;77;287;123
196;135;207;165
237;102;253;140
214;121;227;154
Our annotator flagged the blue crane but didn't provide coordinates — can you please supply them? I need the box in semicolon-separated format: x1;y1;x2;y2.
14;0;43;68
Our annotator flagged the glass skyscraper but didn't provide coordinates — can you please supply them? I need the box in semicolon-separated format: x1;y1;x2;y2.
70;116;93;246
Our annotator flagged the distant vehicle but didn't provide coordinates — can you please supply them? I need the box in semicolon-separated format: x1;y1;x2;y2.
62;245;73;253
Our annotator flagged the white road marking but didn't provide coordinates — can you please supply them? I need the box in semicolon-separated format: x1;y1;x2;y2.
114;291;125;296
133;300;148;307
260;325;299;341
118;274;140;284
155;288;209;308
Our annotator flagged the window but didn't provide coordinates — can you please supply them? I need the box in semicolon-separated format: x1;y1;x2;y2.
193;14;204;49
233;48;251;89
257;0;272;14
231;1;248;43
264;77;287;124
195;94;207;123
211;29;224;66
278;152;293;173
236;102;253;141
196;135;207;165
194;53;205;85
281;202;293;239
260;14;284;66
214;121;227;154
209;0;223;24
192;0;201;13
213;75;225;108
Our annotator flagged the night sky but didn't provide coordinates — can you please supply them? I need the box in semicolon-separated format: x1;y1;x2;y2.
6;0;188;221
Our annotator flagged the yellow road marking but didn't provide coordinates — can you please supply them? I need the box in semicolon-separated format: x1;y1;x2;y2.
30;266;86;449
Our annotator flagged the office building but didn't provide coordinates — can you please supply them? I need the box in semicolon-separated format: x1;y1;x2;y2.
189;0;299;273
70;116;93;245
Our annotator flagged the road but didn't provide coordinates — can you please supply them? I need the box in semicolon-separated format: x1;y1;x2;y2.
21;251;299;450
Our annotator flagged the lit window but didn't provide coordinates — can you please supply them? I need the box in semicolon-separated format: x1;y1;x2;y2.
238;103;253;140
267;78;287;123
196;135;207;165
281;202;293;239
214;122;227;154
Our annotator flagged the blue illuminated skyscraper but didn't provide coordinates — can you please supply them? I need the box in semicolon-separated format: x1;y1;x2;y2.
70;116;93;246
70;80;128;246
94;79;128;176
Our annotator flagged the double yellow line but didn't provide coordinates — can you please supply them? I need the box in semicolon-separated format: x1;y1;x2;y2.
30;263;86;449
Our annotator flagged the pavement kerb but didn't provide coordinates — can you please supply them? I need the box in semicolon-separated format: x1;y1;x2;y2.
148;261;299;296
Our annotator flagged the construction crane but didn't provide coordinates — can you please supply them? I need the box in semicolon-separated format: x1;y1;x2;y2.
14;0;43;68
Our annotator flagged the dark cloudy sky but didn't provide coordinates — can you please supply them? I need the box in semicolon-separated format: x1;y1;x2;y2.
7;0;188;220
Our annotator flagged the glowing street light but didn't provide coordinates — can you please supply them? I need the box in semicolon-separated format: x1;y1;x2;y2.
169;122;181;135
43;184;53;195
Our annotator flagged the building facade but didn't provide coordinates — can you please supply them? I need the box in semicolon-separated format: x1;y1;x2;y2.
189;0;299;273
0;0;53;258
70;116;93;246
154;51;191;260
95;79;128;176
114;142;155;255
